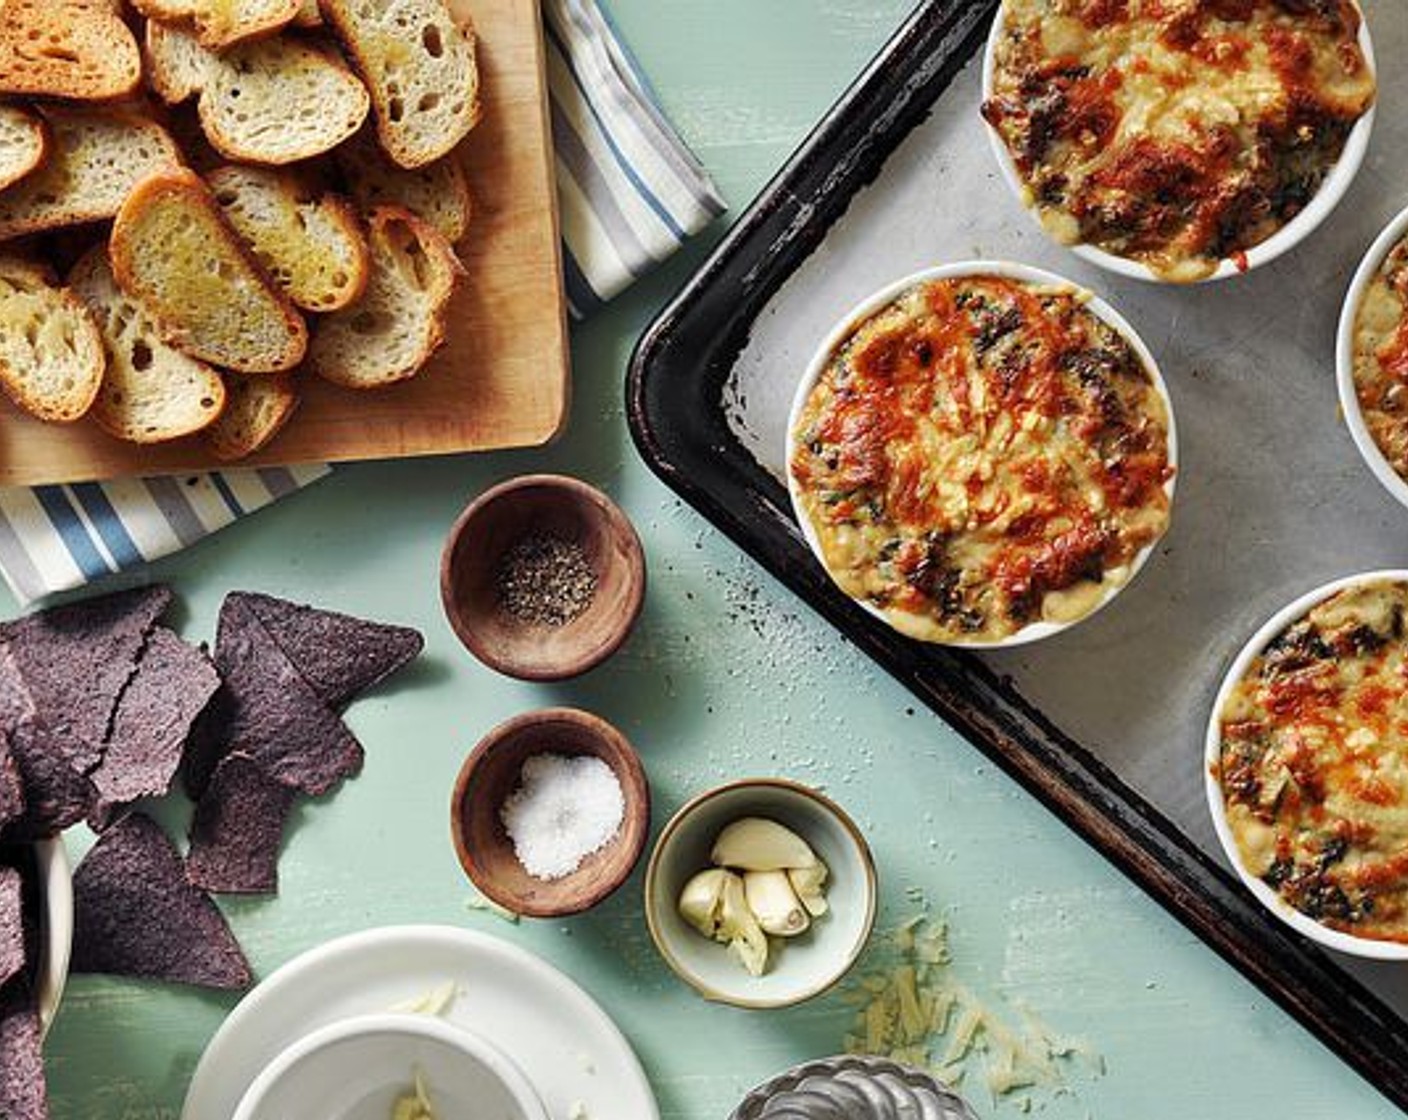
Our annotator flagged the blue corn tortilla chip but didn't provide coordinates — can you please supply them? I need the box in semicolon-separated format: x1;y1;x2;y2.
0;638;92;839
3;722;96;840
0;865;21;989
184;597;362;799
3;848;40;979
0;638;33;729
72;813;251;990
187;754;295;895
0;646;27;834
88;627;220;829
0;729;24;835
1;586;171;775
227;591;423;710
180;685;234;802
0;981;45;1120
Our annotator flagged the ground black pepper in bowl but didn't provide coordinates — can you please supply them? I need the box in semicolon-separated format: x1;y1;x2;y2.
440;474;646;680
495;533;598;627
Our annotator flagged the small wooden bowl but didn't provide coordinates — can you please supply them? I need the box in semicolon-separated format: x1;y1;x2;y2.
450;708;651;918
439;474;646;681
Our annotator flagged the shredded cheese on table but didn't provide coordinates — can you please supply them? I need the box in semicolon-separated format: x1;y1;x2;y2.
840;913;1103;1110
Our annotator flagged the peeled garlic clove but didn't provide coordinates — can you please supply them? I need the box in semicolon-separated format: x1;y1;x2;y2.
718;869;768;976
788;859;829;917
711;817;818;872
677;868;728;937
744;870;810;937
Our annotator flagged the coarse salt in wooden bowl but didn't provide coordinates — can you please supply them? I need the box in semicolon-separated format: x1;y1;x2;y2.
450;708;651;918
439;474;647;682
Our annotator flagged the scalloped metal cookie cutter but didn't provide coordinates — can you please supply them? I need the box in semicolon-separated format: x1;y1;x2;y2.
729;1055;978;1120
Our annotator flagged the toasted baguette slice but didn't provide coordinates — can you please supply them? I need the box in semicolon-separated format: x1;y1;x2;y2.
110;168;308;374
130;0;302;51
207;372;298;460
127;0;192;18
0;106;46;194
68;248;226;444
336;130;470;242
0;109;183;242
310;206;460;388
0;1;141;101
0;257;104;423
198;38;369;166
319;0;481;169
208;166;369;312
295;0;322;26
143;21;215;106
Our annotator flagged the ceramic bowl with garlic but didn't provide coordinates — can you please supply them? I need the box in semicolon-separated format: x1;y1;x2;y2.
644;778;877;1009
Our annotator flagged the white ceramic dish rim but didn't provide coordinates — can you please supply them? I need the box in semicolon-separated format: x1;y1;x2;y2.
979;2;1378;284
28;838;70;1037
1203;568;1408;961
784;259;1179;649
1336;202;1408;512
231;1012;549;1120
181;924;660;1120
643;777;879;1010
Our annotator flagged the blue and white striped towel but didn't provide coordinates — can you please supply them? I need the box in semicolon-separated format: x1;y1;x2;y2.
0;0;724;607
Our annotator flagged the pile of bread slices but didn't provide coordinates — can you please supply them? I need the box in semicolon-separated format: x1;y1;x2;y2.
0;0;479;460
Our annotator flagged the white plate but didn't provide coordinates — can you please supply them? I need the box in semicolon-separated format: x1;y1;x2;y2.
182;925;660;1120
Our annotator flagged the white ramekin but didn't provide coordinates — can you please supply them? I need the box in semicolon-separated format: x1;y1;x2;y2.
980;3;1377;284
232;1012;550;1120
1205;569;1408;961
784;260;1178;649
33;838;71;1037
1337;203;1408;511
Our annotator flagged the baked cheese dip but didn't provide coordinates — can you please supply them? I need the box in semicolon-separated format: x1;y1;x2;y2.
789;273;1173;645
981;0;1376;281
1352;231;1408;479
1216;581;1408;943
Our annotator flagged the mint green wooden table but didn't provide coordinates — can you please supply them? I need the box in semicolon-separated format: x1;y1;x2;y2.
22;3;1402;1117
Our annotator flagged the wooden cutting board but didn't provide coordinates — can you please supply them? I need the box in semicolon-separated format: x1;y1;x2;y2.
0;0;568;486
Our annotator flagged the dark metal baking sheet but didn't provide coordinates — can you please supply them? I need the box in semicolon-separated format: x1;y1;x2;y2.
627;0;1408;1111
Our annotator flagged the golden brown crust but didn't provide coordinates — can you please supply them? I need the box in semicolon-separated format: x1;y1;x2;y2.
130;0;303;51
109;167;308;374
0;0;141;102
196;38;370;166
316;193;372;306
318;0;480;169
310;204;461;388
0;256;105;423
335;130;473;243
143;19;213;106
0;108;183;242
206;371;299;459
207;164;371;312
0;105;48;194
68;246;228;444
